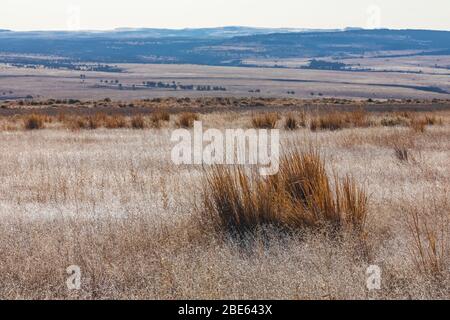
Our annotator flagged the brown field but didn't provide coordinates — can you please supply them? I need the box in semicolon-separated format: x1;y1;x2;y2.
1;60;450;101
244;54;450;75
0;98;448;299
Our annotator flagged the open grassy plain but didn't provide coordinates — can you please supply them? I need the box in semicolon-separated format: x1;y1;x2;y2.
0;98;448;299
1;60;449;101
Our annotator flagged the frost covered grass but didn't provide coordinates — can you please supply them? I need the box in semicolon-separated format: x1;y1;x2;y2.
0;107;448;299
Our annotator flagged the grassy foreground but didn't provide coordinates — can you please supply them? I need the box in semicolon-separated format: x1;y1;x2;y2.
0;100;448;299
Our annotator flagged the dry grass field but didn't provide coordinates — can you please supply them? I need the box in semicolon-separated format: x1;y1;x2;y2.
0;98;448;299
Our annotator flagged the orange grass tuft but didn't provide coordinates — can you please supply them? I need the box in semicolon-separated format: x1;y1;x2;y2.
251;113;279;129
176;112;199;128
24;114;46;130
201;148;368;237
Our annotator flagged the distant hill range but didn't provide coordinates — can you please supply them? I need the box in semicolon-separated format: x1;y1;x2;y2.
0;27;449;67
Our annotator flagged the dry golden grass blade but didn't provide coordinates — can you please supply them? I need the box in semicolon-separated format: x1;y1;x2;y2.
405;198;449;278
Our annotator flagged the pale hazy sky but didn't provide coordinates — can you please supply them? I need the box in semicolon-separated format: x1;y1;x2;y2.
1;0;450;31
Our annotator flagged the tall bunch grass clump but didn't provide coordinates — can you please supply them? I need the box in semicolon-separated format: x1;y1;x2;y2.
201;148;368;238
346;108;369;128
80;113;107;130
410;118;427;133
310;109;369;132
176;112;199;128
424;115;443;126
284;113;306;130
131;115;146;129
251;113;279;129
310;113;346;131
24;114;46;130
405;198;449;279
104;115;127;129
393;144;410;162
284;115;298;130
151;110;170;123
150;110;171;128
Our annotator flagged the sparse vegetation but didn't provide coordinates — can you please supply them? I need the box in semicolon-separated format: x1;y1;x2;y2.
0;100;447;135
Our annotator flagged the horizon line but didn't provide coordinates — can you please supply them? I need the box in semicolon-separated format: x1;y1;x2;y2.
2;25;450;33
